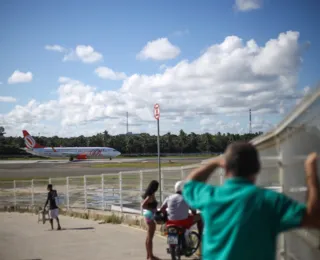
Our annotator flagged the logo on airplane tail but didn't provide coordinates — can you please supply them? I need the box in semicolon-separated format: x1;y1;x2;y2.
25;135;36;149
22;130;45;149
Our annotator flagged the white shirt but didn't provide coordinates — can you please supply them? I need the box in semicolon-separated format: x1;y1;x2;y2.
161;193;189;221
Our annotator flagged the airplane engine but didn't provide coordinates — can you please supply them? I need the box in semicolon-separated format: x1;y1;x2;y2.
76;154;87;160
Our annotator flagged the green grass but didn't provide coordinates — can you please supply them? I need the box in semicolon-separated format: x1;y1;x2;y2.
91;162;190;168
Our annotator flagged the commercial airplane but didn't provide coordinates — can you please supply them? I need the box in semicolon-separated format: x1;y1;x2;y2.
22;130;121;161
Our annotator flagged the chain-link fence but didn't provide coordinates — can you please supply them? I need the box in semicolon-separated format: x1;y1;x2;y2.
0;165;203;213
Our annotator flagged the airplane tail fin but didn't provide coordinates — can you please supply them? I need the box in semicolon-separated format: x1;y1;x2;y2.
22;130;45;149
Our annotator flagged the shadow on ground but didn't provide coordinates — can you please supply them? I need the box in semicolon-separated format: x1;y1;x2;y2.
62;227;95;230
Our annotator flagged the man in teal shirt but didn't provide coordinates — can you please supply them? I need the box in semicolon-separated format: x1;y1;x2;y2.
182;142;320;260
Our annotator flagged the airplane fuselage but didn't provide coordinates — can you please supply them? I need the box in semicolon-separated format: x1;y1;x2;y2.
27;147;121;159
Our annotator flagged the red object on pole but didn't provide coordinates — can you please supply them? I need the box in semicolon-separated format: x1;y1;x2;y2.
154;103;160;120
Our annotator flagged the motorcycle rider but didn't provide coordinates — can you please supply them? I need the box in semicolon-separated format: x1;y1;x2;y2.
159;181;203;242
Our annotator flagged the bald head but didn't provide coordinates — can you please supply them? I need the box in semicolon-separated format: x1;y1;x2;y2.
225;141;261;178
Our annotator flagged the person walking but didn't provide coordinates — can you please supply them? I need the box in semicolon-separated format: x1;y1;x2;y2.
44;184;62;230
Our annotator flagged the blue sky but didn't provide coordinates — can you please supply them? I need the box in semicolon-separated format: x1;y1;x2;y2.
0;0;319;137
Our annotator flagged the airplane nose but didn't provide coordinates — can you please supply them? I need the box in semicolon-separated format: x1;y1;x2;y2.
117;151;121;156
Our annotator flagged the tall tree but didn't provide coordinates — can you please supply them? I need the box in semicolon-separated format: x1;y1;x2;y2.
178;130;188;154
0;127;5;137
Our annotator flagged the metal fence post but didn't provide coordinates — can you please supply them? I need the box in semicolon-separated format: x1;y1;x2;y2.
140;170;143;215
276;137;287;260
31;179;34;207
181;167;184;180
119;172;123;213
84;175;87;210
13;180;17;208
101;174;105;211
219;169;224;185
161;169;164;203
66;177;69;210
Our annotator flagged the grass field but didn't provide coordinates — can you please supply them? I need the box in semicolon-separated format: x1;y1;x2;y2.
90;161;190;168
0;161;193;181
0;169;183;181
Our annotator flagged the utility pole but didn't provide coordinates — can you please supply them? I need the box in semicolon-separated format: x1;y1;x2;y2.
126;112;129;134
249;109;252;134
154;104;162;204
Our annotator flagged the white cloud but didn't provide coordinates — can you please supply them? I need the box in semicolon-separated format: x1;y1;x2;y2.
45;45;66;52
234;0;262;11
251;117;275;131
200;118;243;133
8;70;33;84
0;96;16;103
1;31;307;137
63;45;103;63
46;44;103;64
137;38;181;61
0;82;3;85
95;66;127;80
303;86;311;95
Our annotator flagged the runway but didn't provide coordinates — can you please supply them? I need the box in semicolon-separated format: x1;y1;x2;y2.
0;158;143;164
0;156;207;164
0;157;205;179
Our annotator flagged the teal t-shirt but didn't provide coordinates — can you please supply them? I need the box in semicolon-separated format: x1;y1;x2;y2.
182;178;306;260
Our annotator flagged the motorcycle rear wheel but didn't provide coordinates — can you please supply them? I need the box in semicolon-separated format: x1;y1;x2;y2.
184;231;200;257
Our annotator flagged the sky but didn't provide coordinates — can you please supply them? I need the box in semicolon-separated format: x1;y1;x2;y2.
0;0;319;137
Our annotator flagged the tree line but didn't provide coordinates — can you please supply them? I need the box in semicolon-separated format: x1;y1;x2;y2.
0;127;262;157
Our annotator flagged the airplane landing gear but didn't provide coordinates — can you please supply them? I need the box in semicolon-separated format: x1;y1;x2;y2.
109;157;112;160
69;156;74;161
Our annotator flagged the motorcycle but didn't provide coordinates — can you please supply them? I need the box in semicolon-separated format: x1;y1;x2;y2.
154;211;200;260
166;224;200;260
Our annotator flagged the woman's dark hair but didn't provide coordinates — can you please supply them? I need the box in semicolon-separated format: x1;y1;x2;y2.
225;141;261;177
142;180;159;199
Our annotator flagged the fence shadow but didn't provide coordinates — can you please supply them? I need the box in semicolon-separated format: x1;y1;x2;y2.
60;227;95;231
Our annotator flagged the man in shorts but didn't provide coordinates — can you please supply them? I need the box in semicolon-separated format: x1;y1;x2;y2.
44;184;61;230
